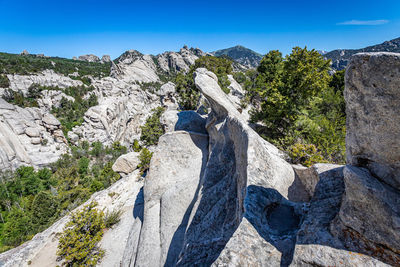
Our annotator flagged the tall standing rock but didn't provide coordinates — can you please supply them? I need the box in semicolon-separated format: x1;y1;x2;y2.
331;52;400;265
345;52;400;190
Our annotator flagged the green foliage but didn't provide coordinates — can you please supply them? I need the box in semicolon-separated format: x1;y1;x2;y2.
175;72;199;110
104;208;123;229
250;47;331;139
288;143;326;167
30;191;58;231
175;56;234;110
2;89;38;107
0;74;9;88
90;142;104;157
51;86;98;134
140;107;165;146
0;141;126;252
244;47;346;165
0;52;110;82
2;207;32;246
137;148;153;176
140;82;162;93
57;202;105;266
132;139;142;152
78;157;90;175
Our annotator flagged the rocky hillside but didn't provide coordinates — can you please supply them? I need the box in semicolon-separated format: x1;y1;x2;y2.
0;46;212;169
324;36;400;70
0;51;399;267
212;45;263;68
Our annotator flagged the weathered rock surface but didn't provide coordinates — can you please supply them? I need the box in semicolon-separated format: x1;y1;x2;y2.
292;163;342;202
112;152;140;174
328;52;400;266
291;245;390;267
124;68;296;266
160;110;207;134
4;70;83;95
345;52;400;190
0;170;143;267
71;88;160;146
0;98;68;170
132;131;209;267
78;54;101;62
112;50;160;83
36;90;75;112
156;46;206;74
120;68;391;267
158;82;178;110
330;165;400;265
101;55;111;63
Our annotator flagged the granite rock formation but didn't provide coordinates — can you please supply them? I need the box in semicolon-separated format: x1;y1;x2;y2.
0;98;68;170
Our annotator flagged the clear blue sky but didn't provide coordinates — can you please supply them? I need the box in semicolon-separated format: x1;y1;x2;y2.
0;0;399;59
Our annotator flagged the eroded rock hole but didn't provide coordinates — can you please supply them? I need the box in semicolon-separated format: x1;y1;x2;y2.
266;203;300;235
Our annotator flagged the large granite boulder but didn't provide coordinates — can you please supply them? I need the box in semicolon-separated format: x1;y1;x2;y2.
112;152;140;174
328;52;400;266
112;50;160;83
330;165;400;265
345;52;400;190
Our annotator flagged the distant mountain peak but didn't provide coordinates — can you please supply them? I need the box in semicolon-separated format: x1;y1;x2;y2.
211;45;262;68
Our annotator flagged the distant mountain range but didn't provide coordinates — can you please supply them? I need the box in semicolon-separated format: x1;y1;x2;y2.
211;45;263;68
324;37;400;70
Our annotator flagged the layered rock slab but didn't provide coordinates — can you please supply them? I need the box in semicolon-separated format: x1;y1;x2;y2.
0;98;68;170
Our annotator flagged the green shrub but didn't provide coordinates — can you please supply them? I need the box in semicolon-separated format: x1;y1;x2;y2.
30;191;58;231
140;107;165;146
90;142;104;157
57;202;105;266
104;208;122;229
2;207;32;246
0;74;9;88
233;72;246;84
78;157;90;175
132;139;142;152
244;47;346;164
1;89;38;107
137;148;153;175
288;143;326;167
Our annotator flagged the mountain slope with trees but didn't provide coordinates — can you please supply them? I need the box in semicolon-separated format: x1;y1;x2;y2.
212;45;263;68
324;36;400;70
